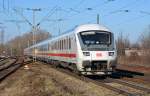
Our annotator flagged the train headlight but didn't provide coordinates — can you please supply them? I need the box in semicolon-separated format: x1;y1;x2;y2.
83;52;90;56
109;52;114;56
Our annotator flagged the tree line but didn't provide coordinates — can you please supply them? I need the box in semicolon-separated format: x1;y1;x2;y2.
0;28;51;56
116;25;150;65
116;25;150;56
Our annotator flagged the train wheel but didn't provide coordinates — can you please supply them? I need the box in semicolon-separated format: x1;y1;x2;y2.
51;60;57;68
73;65;81;76
55;61;61;68
112;66;116;72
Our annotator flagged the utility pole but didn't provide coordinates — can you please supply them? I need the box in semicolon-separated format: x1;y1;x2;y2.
28;40;30;48
1;29;4;45
13;7;42;62
0;23;4;45
46;18;66;35
0;26;6;56
26;8;42;45
3;0;5;11
5;20;25;56
2;0;10;14
97;14;100;24
26;8;42;62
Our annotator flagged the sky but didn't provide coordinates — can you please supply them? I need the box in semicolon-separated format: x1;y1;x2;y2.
0;0;150;43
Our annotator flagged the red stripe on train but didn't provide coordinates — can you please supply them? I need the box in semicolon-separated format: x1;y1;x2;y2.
37;53;76;58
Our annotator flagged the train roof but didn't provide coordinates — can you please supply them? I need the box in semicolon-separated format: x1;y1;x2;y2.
75;24;110;33
24;24;111;50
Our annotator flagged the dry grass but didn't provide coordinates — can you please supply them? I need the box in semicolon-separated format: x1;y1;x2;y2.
0;67;74;96
118;54;150;67
0;62;123;96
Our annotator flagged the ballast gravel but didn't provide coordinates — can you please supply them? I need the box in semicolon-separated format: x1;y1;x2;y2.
0;62;124;96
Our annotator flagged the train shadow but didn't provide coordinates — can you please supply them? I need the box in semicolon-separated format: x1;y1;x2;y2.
86;75;106;80
85;70;145;81
110;69;145;79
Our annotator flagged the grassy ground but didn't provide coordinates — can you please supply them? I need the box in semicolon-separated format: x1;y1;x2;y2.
0;62;123;96
117;55;150;75
118;55;150;67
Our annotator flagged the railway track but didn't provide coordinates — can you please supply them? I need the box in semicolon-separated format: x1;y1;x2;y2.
0;58;24;81
39;61;150;96
77;73;150;96
0;58;9;66
106;78;150;93
0;59;5;62
0;59;16;70
101;78;150;96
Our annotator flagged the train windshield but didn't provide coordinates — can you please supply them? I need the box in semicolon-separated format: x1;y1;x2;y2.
79;31;111;45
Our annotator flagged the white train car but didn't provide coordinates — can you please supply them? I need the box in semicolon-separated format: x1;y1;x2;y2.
24;24;117;75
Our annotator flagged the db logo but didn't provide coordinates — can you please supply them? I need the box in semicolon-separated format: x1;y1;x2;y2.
96;53;102;57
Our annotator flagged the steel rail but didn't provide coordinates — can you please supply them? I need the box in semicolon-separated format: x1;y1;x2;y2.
107;78;150;94
0;64;21;81
0;58;24;81
0;59;9;66
91;80;142;96
0;59;17;71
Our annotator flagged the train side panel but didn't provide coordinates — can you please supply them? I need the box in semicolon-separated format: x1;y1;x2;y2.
24;24;117;75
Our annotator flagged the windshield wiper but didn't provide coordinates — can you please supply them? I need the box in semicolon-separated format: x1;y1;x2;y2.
86;43;93;47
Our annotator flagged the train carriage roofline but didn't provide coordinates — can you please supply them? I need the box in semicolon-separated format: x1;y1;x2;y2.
25;23;112;50
75;24;111;33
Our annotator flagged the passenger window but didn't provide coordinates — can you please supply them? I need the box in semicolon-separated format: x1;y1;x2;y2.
63;39;65;50
65;39;66;50
57;41;58;50
62;40;64;50
67;38;68;49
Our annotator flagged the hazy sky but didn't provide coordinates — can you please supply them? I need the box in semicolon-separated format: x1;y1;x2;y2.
0;0;150;43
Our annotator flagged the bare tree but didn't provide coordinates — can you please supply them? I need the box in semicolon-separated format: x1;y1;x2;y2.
6;29;51;56
116;32;130;56
140;25;150;49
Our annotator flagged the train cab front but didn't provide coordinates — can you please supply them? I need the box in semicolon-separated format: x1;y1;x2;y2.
77;30;117;75
80;51;117;75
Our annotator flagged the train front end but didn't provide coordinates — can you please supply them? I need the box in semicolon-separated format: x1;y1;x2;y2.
76;24;117;75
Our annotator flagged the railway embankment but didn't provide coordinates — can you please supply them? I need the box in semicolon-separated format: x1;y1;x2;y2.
116;61;150;88
0;61;124;96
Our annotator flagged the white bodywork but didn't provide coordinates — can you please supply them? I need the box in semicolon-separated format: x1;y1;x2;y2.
24;24;117;75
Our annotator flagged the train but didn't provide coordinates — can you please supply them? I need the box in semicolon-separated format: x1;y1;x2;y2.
24;24;117;75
